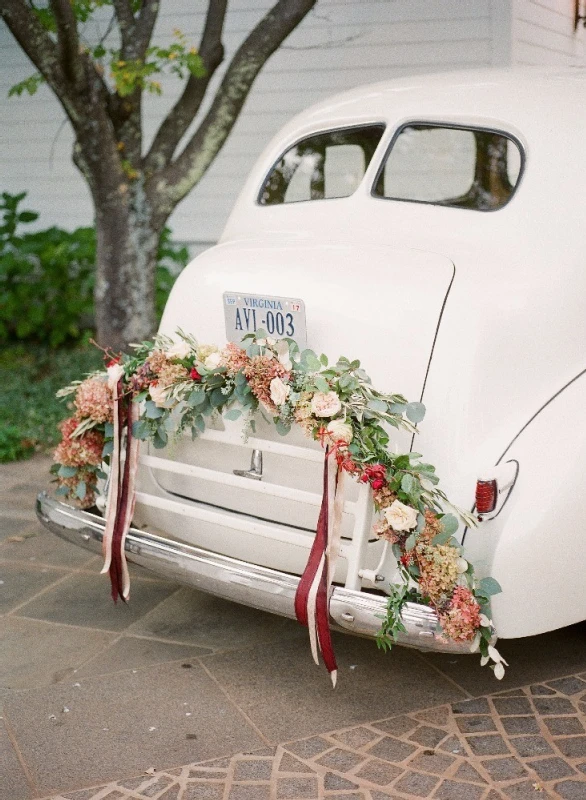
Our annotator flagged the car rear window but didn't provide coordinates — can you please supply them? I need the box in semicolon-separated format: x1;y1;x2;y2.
373;123;523;211
259;125;385;205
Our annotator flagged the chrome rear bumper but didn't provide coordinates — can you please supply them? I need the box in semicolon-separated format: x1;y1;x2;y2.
36;492;473;654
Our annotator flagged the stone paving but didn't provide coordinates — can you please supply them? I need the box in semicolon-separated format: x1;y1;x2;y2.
2;456;586;800
45;676;586;799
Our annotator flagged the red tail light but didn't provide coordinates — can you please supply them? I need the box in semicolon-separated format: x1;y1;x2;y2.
476;479;497;514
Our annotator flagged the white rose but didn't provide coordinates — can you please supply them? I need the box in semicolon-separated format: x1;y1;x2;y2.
269;377;290;407
456;557;469;574
107;363;124;391
204;351;222;370
384;499;418;532
326;420;353;444
165;340;191;360
149;383;169;408
311;391;342;418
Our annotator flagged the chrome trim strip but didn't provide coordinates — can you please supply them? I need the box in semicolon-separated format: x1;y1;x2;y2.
36;492;474;655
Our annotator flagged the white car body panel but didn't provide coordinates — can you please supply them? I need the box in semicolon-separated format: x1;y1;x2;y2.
135;67;586;641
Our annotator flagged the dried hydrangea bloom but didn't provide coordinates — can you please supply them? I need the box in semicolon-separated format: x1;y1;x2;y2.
293;391;315;435
147;350;170;375
371;484;398;512
418;509;443;542
439;587;481;642
74;378;113;423
416;542;462;602
157;362;189;388
54;425;105;468
243;355;287;414
221;342;250;375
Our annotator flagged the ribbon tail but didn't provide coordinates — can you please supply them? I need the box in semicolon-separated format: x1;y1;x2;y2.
101;381;123;575
294;447;339;684
119;401;140;601
294;449;330;627
108;397;134;603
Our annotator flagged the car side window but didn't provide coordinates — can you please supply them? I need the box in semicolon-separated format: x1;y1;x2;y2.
373;124;523;211
259;125;385;205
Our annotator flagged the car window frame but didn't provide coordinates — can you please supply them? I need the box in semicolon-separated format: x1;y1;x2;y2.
370;120;526;213
256;122;387;207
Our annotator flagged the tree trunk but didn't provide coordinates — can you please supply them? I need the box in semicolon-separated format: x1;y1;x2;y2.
94;183;163;351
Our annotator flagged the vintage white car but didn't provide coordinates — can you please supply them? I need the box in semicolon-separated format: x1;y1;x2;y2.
38;67;586;654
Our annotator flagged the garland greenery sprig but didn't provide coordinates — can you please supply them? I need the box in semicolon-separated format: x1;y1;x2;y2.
51;329;507;678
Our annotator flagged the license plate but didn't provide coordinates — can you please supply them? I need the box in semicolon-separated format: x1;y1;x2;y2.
223;292;307;349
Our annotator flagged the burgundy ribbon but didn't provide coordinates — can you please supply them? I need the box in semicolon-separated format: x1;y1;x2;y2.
108;398;133;603
294;447;338;685
101;384;139;604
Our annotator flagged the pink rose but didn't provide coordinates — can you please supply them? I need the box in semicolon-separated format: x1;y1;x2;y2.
310;391;342;418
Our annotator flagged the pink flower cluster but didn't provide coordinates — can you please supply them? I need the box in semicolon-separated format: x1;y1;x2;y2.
221;342;250;375
243;356;287;413
54;418;104;468
74;378;113;423
439;587;481;642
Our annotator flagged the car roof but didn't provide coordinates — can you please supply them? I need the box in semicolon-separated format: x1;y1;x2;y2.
284;67;586;138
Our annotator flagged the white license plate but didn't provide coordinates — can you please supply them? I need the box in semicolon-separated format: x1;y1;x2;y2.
223;292;307;348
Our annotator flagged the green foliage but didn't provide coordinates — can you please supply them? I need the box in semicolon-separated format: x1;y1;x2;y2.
9;11;205;99
376;567;419;652
0;193;189;347
8;74;45;97
0;343;103;461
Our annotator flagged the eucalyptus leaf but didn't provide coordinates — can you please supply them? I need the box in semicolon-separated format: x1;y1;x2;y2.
101;440;114;457
58;465;78;478
405;533;416;551
305;353;321;371
275;419;291;436
401;474;415;494
431;529;454;546
440;513;459;536
210;388;226;408
145;400;163;419
187;389;206;407
224;408;242;421
405;402;426;424
367;398;388;413
194;414;205;432
75;481;86;500
132;419;149;440
153;431;167;449
104;422;114;438
478;577;502;596
314;375;329;393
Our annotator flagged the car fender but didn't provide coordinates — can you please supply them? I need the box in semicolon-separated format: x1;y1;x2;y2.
469;369;586;638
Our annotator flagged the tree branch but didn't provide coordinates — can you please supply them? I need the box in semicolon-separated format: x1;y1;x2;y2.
112;0;136;56
151;0;316;212
144;0;228;171
134;0;160;59
1;0;84;121
50;0;85;87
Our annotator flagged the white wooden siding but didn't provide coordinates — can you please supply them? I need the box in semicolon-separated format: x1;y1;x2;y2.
512;0;586;64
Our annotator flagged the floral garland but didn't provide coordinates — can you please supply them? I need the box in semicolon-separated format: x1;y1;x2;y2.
51;330;507;680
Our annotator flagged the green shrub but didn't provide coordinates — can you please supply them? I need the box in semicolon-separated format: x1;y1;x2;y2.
0;192;189;347
0;342;104;461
